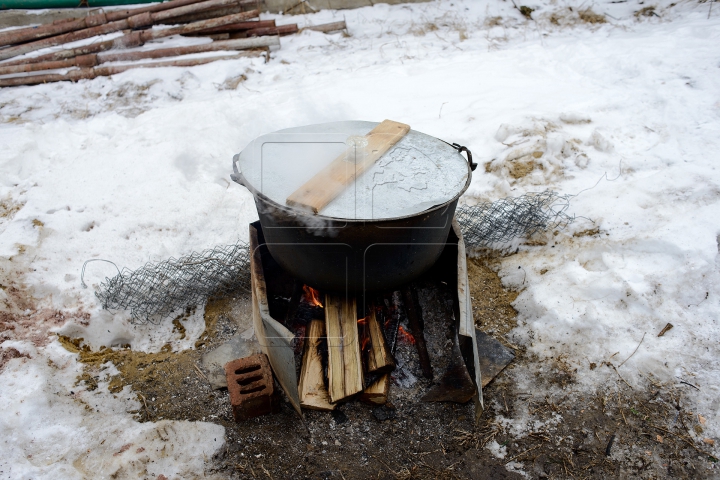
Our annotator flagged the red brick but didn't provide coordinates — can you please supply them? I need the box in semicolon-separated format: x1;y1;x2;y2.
225;353;276;421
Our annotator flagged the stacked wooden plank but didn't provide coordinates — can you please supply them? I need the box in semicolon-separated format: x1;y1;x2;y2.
0;0;347;87
298;291;402;410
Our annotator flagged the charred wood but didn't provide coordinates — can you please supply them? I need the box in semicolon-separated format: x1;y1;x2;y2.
403;285;433;380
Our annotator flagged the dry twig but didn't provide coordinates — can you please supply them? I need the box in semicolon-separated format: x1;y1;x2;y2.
618;332;646;368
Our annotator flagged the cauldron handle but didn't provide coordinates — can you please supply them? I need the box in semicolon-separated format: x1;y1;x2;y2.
439;139;477;171
230;154;246;187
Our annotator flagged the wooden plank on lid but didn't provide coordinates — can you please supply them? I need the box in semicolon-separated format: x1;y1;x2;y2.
286;119;410;214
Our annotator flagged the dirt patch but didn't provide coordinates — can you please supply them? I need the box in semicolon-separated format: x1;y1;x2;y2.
0;346;30;372
467;257;519;339
49;261;718;479
1;261;90;347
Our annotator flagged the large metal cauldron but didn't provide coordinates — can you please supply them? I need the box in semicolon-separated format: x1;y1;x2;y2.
231;128;475;293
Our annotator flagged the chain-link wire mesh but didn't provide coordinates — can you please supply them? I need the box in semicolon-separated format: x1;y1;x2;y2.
456;191;573;248
89;242;250;324
89;191;572;324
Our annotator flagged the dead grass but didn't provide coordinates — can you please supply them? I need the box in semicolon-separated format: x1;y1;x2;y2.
0;195;24;220
635;6;658;18
467;257;519;338
219;73;248;91
508;158;539;179
573;227;601;237
579;9;607;24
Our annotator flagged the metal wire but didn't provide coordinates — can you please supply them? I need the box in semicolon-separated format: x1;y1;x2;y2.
90;191;572;324
456;191;574;248
93;242;250;324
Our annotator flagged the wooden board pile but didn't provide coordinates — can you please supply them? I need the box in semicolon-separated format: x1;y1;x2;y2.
296;289;406;410
0;0;346;87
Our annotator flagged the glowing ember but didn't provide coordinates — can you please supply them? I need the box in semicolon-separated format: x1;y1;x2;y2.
397;325;415;344
357;316;368;326
302;285;323;308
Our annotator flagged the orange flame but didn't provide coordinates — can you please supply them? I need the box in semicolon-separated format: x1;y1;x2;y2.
302;285;323;308
357;316;368;326
397;326;415;345
361;336;369;352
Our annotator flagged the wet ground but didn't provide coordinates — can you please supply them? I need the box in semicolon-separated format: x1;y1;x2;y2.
60;256;718;479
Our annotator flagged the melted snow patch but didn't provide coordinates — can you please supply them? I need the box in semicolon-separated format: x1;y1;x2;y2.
0;341;224;479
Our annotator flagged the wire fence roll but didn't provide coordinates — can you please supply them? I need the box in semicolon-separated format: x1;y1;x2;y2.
89;190;573;324
456;190;574;248
92;241;251;324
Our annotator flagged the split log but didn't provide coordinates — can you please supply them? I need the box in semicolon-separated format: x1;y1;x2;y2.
0;0;258;62
0;51;262;88
246;24;299;37
286;119;410;214
302;20;347;34
403;285;433;379
298;319;335;411
365;306;395;374
0;37;278;76
324;294;363;403
0;10;260;67
0;0;209;47
360;373;390;405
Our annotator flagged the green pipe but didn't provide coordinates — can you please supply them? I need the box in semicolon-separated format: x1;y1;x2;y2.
1;0;162;9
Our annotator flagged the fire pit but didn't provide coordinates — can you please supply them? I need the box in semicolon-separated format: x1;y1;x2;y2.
248;220;488;420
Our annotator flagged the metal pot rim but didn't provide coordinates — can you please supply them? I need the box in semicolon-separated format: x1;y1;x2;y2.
232;156;473;223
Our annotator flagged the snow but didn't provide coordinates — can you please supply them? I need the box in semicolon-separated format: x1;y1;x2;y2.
1;0;720;475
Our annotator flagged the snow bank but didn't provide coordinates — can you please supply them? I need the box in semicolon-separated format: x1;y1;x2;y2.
0;342;224;479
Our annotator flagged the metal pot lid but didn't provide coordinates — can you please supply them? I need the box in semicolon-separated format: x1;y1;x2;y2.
235;120;470;220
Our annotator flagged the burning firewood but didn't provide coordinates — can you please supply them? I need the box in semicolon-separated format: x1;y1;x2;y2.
298;319;335;411
324;294;363;403
365;306;395;374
